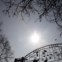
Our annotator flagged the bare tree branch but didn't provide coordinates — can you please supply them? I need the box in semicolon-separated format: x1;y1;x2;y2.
1;0;62;36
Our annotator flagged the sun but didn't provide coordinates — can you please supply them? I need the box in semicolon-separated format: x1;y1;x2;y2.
30;32;40;44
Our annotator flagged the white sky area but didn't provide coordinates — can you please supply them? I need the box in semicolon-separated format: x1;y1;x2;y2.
0;1;62;59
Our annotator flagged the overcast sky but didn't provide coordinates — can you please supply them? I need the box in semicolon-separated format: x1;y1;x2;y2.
0;1;62;58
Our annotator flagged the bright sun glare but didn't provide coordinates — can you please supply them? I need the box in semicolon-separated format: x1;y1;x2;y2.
30;32;40;44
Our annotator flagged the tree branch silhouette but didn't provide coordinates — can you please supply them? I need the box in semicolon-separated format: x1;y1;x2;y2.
1;0;62;36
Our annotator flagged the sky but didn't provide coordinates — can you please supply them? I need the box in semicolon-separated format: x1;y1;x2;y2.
0;1;62;59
